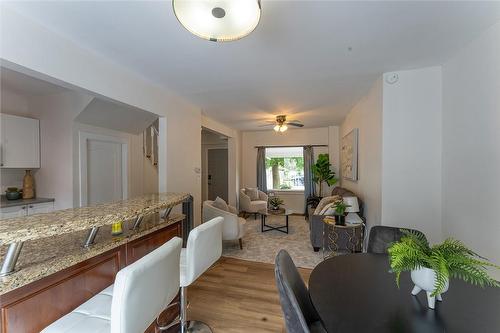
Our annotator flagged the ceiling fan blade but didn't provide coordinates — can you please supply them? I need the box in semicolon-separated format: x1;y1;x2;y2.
258;123;276;127
287;122;304;127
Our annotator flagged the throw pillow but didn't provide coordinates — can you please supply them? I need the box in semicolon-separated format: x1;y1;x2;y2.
245;188;260;201
213;196;228;211
314;195;341;215
319;202;336;215
323;206;337;216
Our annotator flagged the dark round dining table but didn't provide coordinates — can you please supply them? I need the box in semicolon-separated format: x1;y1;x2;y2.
308;253;500;333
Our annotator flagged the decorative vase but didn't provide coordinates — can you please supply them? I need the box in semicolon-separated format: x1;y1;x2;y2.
22;170;35;199
410;267;449;309
335;215;345;226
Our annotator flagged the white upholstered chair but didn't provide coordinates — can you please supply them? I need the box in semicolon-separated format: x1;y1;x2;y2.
239;188;268;218
203;200;246;249
41;237;183;333
180;216;223;333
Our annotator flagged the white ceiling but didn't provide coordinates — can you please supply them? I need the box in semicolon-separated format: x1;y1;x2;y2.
4;1;500;130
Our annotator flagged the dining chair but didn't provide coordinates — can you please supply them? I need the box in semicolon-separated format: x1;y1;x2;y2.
275;250;326;333
367;225;427;254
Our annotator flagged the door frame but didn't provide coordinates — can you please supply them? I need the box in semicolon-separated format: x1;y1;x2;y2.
79;131;128;207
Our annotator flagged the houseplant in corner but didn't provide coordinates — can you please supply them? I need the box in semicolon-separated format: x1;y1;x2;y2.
312;154;337;197
388;230;500;309
307;153;338;209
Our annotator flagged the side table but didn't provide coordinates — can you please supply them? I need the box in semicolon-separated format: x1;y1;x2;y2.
322;217;365;259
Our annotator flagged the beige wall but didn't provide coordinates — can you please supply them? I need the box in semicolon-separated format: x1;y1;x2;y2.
442;22;500;278
340;78;383;229
382;67;442;243
240;127;338;212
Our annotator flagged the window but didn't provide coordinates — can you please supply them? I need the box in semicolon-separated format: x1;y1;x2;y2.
265;147;304;190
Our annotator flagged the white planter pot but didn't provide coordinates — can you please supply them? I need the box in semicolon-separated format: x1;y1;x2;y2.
410;267;449;309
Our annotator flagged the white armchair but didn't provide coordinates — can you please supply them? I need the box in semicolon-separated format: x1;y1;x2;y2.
239;188;268;218
203;200;246;249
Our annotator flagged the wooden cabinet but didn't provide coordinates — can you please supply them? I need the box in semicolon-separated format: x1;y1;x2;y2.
0;221;181;333
127;222;181;264
0;114;40;169
0;202;54;219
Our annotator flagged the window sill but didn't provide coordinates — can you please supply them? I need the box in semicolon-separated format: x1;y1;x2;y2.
268;189;304;194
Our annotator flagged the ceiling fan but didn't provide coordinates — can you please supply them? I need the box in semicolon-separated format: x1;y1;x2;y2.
259;115;304;133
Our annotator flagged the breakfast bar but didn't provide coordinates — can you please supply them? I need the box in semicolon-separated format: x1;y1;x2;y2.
0;193;193;333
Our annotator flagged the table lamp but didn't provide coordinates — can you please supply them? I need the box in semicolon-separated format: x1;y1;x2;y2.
343;197;362;224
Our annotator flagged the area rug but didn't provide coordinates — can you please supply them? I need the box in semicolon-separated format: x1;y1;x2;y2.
222;214;323;269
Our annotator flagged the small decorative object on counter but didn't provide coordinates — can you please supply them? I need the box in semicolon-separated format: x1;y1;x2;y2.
111;220;123;236
269;196;284;211
5;187;22;200
388;230;500;309
22;170;35;199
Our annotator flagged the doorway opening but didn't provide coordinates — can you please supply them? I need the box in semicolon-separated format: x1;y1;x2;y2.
201;128;228;202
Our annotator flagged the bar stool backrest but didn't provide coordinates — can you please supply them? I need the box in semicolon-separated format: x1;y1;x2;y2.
181;217;223;287
110;237;182;333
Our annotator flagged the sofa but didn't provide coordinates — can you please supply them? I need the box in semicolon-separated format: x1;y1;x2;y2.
307;187;364;252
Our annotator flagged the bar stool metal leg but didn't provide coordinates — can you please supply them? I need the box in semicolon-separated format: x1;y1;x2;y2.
179;286;213;333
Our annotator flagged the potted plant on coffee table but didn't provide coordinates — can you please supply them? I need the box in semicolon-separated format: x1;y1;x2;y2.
388;230;500;309
269;196;284;212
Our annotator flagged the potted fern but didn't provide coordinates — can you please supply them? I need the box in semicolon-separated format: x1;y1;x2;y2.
388;230;500;309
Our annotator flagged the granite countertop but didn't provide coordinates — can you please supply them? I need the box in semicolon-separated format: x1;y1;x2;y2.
0;192;190;245
0;196;55;208
0;212;184;295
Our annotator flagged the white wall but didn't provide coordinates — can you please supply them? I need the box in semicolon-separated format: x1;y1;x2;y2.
382;67;442;243
0;89;33;192
340;78;383;229
442;22;500;277
72;122;158;207
1;7;204;223
240;127;337;212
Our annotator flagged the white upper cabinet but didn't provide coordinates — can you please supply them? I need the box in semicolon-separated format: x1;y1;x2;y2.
0;114;40;168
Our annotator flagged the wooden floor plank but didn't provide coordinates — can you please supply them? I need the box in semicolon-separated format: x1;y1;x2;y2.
186;257;312;333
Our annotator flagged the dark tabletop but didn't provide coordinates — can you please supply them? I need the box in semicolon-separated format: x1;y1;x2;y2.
309;253;500;333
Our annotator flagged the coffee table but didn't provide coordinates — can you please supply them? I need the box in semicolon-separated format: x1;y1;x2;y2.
258;209;293;234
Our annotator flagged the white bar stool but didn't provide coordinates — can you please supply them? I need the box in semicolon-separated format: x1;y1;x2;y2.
179;217;223;333
41;237;182;333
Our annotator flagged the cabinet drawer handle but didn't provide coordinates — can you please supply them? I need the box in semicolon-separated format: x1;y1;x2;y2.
29;205;34;208
22;206;26;210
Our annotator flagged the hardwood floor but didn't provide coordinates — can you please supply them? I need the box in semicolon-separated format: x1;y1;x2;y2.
186;256;311;333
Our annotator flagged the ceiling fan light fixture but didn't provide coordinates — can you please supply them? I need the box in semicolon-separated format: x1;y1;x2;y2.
273;125;281;132
172;0;261;42
279;125;288;132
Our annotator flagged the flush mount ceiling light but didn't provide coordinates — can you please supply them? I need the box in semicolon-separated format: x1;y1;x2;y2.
172;0;261;42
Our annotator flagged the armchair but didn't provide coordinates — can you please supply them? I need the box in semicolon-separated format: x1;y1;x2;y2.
203;200;246;249
239;188;268;218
